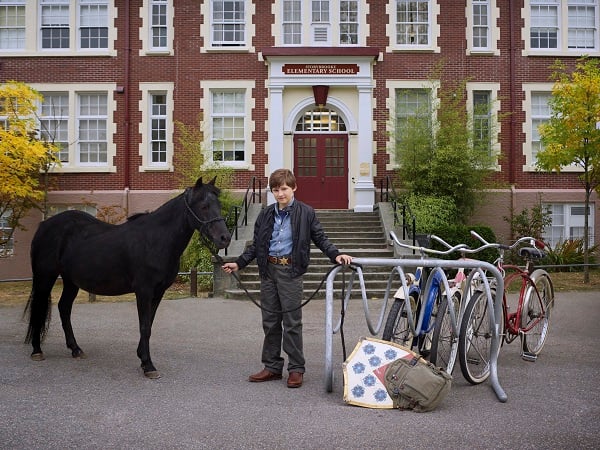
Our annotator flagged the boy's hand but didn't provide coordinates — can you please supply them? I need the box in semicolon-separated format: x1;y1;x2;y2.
222;262;239;273
336;254;353;265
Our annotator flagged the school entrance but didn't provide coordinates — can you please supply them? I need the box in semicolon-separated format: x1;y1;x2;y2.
293;108;348;209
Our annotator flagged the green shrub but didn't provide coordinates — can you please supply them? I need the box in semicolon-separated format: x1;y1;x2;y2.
541;239;599;272
428;223;497;264
404;193;460;234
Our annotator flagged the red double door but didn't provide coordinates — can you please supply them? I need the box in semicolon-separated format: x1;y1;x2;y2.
293;134;348;209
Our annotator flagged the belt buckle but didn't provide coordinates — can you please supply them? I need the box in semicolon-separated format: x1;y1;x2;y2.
279;256;289;266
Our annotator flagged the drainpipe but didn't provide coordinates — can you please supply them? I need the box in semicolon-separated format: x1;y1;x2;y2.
123;0;131;212
508;0;516;186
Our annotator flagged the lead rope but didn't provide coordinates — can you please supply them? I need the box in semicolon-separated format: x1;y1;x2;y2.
201;234;356;315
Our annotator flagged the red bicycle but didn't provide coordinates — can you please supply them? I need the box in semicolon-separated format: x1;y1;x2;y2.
458;232;555;384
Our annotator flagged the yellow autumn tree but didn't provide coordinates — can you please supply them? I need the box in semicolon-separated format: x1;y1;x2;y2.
0;81;60;255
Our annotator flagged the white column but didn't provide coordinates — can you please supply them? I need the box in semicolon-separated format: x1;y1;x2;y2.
354;86;375;212
267;86;284;205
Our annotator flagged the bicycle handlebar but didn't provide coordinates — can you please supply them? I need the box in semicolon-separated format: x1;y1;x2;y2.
469;230;546;253
389;230;468;256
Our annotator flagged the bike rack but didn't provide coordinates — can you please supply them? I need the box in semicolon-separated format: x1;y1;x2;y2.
324;257;508;403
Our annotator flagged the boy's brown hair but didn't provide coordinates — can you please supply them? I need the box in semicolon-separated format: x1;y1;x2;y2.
269;168;296;190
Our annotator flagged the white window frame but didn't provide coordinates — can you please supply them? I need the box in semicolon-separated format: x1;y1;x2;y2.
200;80;255;169
274;0;366;46
467;82;501;170
466;0;500;55
523;0;600;56
200;0;254;52
385;79;439;170
138;82;174;171
386;0;440;53
77;92;109;166
139;0;173;55
543;202;595;248
78;0;109;51
0;0;26;51
39;91;70;163
0;210;14;257
0;0;116;56
32;83;117;173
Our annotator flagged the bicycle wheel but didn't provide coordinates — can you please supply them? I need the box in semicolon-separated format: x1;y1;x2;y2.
521;272;553;355
382;295;417;348
458;290;498;384
430;290;460;374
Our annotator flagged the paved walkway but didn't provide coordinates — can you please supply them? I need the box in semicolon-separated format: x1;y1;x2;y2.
1;291;599;449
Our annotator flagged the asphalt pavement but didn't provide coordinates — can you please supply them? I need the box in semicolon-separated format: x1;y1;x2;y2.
1;290;599;449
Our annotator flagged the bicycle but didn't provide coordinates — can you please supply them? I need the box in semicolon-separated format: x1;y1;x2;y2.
382;231;477;374
458;231;555;385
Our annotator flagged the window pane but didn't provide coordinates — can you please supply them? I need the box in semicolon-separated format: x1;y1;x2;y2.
396;0;430;45
0;3;25;49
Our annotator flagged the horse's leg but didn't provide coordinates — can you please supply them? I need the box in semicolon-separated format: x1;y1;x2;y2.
135;291;160;379
57;279;85;359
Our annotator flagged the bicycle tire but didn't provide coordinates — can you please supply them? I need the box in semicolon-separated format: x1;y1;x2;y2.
458;289;500;385
430;290;460;374
521;272;553;355
382;296;416;348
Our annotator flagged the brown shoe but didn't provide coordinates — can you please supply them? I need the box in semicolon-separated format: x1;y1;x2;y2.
248;368;282;382
287;372;303;388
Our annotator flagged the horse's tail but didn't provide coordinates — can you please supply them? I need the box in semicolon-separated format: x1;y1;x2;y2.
23;282;52;344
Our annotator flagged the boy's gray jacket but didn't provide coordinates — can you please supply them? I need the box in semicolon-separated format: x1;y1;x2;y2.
235;200;341;278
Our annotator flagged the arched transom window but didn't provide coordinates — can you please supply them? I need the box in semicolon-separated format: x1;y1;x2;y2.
295;108;346;132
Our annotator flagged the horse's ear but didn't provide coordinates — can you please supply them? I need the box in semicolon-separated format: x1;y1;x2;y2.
209;176;217;185
194;177;203;189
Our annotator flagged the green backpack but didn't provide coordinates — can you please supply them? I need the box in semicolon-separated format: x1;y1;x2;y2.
383;355;452;412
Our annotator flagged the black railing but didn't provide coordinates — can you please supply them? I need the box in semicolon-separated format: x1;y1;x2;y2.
224;176;263;255
379;176;417;249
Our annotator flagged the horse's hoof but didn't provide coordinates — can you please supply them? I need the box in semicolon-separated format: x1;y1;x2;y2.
72;350;87;359
31;352;45;361
144;370;161;379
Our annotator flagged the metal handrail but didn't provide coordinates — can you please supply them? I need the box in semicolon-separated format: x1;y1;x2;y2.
224;176;262;255
379;176;417;248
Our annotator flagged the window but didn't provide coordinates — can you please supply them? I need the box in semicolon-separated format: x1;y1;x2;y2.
340;1;359;44
531;91;552;163
396;0;430;46
211;90;246;162
282;0;301;44
39;92;69;163
527;0;599;53
150;0;168;49
0;0;25;50
394;87;432;156
47;204;96;218
277;0;362;46
150;93;167;164
473;90;492;155
295;108;346;132
472;0;490;49
211;0;245;47
0;210;13;257
543;203;595;248
78;93;107;164
41;0;70;49
79;0;108;49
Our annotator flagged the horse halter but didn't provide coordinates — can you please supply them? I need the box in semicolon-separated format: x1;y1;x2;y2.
183;188;226;233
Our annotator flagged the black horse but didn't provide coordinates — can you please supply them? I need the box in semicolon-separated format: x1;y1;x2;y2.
24;177;231;378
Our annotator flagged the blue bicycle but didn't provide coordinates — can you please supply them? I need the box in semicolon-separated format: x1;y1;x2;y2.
382;232;470;372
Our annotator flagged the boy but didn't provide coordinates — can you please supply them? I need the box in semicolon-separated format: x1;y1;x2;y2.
222;169;352;388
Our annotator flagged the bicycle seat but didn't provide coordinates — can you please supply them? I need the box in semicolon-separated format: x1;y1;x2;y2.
519;247;546;260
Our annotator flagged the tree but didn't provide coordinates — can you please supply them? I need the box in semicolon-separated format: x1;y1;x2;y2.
393;76;497;221
0;81;60;256
536;57;600;283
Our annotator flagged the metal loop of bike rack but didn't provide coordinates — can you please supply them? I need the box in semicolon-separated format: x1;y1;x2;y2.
324;257;508;403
